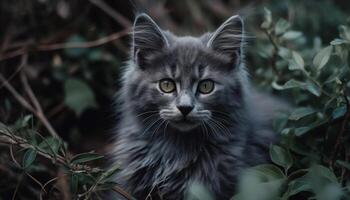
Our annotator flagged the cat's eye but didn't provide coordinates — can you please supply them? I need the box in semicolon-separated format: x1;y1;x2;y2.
159;79;176;93
198;80;214;94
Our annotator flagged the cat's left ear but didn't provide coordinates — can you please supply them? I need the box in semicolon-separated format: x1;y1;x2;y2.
132;13;169;68
207;15;244;66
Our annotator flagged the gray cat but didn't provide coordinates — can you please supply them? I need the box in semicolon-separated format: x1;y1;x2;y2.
110;13;288;200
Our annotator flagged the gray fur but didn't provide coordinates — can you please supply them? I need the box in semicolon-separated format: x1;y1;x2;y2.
110;13;288;200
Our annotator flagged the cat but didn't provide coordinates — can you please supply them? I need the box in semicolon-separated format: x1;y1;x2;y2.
109;13;289;200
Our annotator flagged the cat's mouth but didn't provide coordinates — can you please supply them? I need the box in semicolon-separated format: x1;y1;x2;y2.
159;109;211;131
168;118;200;131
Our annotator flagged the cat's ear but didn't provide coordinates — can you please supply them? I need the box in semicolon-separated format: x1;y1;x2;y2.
207;15;244;66
132;13;169;67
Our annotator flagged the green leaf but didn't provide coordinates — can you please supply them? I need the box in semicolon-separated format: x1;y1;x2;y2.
309;165;338;182
70;152;104;164
237;164;286;200
294;126;313;136
38;137;61;156
313;46;332;70
269;145;293;171
64;35;88;57
332;105;347;120
64;78;97;115
339;25;350;41
275;18;290;35
330;39;349;45
334;44;349;63
100;164;119;182
251;164;285;180
290;51;304;70
70;173;78;195
282;31;302;40
289;107;315;120
336;160;350;170
274;80;322;97
261;8;272;29
288;175;311;196
14;114;33;129
278;47;292;59
307;165;343;200
273;113;289;132
22;148;37;169
185;182;214;200
305;81;321;97
272;79;305;90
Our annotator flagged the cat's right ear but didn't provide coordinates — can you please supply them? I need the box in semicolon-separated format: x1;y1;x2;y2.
132;13;169;68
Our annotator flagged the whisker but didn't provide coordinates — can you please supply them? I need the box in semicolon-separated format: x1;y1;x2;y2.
163;121;169;137
141;117;162;136
151;119;166;138
213;116;235;126
206;120;220;138
209;118;230;137
210;110;232;118
135;110;159;118
201;121;209;139
142;113;159;123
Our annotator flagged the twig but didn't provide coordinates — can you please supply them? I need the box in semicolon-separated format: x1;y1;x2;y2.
0;133;133;200
0;54;60;138
19;71;60;138
12;173;23;200
0;30;129;61
0;53;28;90
36;29;130;51
9;145;47;194
40;177;59;200
262;29;280;77
0;72;35;113
112;186;134;200
330;90;350;167
56;170;71;200
88;0;132;28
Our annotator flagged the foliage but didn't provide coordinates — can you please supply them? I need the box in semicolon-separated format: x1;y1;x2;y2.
0;0;350;200
0;118;128;200
231;8;350;200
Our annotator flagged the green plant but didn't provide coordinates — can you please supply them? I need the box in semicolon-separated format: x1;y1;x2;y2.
231;8;350;200
0;117;131;200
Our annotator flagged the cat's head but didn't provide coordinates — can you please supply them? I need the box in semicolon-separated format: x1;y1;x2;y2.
124;13;246;133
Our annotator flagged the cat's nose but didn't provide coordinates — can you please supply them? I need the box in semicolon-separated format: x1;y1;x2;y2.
177;105;194;116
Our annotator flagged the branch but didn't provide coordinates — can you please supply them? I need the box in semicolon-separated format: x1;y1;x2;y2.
330;90;350;167
262;29;280;77
0;55;60;138
0;73;35;113
88;0;132;28
0;29;129;61
36;29;130;51
0;133;133;200
19;71;60;138
0;53;28;90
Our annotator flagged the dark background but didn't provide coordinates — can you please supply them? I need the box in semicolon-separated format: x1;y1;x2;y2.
0;0;349;199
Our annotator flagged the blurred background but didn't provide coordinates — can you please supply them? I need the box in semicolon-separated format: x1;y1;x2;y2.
0;0;350;199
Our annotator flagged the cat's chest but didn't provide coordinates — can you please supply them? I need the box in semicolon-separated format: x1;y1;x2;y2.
125;141;235;199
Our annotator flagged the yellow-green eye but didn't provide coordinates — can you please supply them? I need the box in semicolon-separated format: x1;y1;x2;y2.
159;79;176;93
198;80;214;94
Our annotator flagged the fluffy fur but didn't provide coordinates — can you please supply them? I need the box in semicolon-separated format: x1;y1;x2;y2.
109;13;288;200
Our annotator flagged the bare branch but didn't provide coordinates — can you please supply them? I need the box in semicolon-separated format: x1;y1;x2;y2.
0;73;35;113
0;133;133;200
88;0;132;28
19;71;60;138
0;30;129;61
